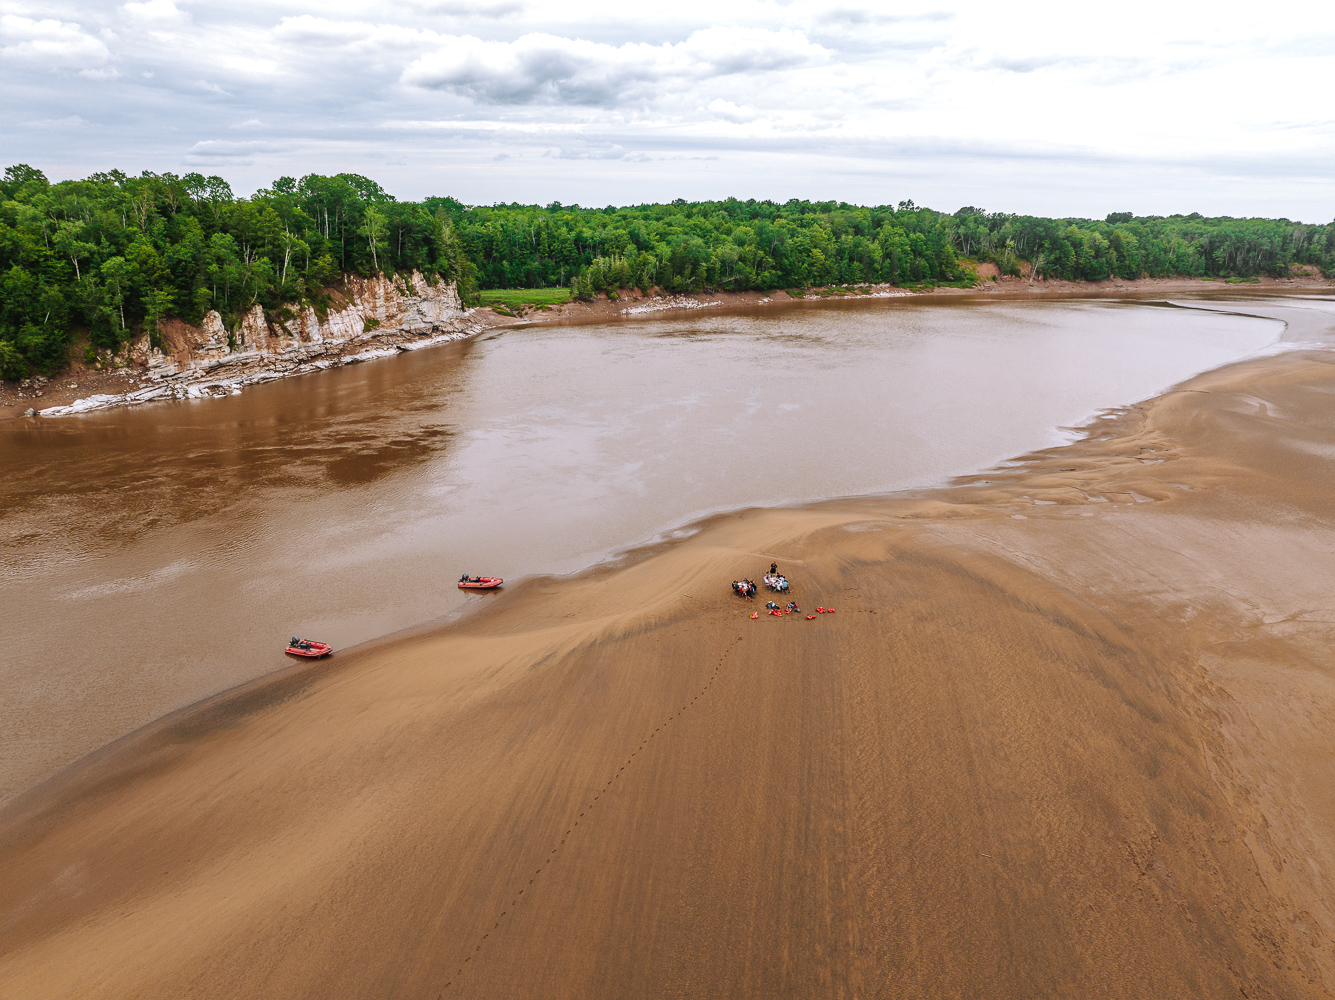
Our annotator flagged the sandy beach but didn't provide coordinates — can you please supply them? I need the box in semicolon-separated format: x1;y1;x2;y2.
3;315;1335;996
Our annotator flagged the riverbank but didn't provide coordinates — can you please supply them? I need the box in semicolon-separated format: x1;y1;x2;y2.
3;273;1330;421
3;337;1334;995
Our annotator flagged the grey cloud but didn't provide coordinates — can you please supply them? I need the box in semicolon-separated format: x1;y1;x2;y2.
401;28;828;107
448;43;620;105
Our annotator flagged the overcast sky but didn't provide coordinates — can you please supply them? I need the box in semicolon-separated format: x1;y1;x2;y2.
4;0;1334;219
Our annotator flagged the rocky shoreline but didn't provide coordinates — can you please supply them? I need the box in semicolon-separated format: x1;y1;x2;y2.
31;323;486;418
9;271;483;418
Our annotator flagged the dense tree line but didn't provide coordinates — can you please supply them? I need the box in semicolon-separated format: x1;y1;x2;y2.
445;196;969;297
444;197;1334;297
3;164;1333;377
948;208;1335;283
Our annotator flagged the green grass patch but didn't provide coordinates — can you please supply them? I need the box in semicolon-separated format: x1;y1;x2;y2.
1225;276;1261;284
899;278;979;293
477;288;572;309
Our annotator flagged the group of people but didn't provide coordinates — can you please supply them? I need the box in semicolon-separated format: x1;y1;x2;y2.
733;562;790;599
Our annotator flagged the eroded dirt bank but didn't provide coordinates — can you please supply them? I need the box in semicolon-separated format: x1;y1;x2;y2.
2;351;1335;997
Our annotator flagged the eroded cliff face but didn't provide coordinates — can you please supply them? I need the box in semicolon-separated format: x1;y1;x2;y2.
35;273;475;416
132;271;465;375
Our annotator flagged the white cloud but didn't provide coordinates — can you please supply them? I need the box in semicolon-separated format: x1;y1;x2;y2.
272;15;385;48
119;0;186;23
270;15;438;65
0;14;110;67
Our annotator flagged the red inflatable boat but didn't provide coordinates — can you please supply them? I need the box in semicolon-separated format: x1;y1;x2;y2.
285;638;333;658
458;576;503;590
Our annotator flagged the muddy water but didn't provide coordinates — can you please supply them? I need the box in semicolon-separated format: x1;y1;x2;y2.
0;297;1284;802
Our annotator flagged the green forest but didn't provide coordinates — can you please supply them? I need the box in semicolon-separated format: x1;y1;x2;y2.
3;163;1333;377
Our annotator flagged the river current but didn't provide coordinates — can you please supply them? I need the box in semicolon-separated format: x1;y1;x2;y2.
0;296;1285;802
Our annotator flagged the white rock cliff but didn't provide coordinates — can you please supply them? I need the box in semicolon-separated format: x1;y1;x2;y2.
41;272;477;417
141;271;465;373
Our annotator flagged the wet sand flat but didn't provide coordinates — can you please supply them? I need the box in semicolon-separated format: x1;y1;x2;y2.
3;350;1335;997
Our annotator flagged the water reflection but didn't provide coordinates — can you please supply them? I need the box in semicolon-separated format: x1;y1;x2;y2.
1;338;480;556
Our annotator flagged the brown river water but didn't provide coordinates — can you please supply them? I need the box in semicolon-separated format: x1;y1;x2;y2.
0;296;1293;803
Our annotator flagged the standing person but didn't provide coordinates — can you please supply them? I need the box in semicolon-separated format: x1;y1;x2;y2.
770;562;778;576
